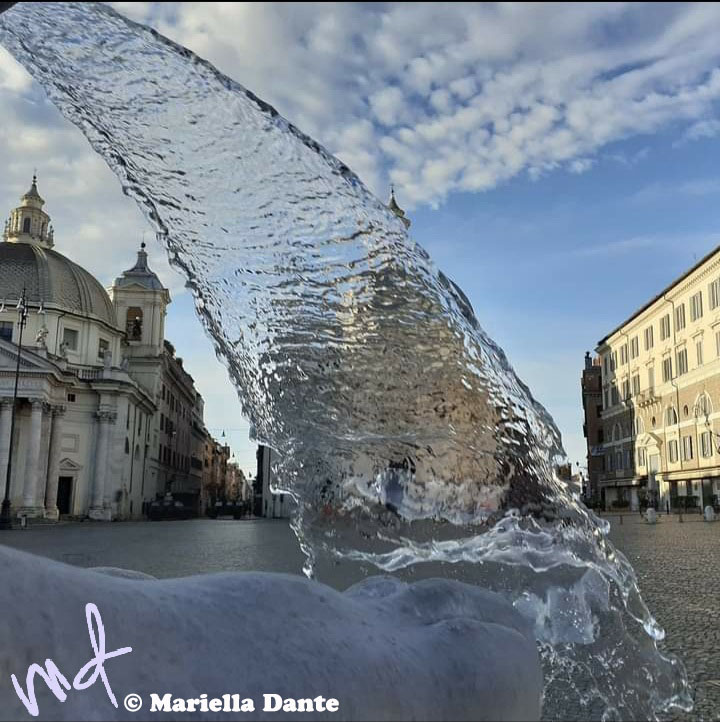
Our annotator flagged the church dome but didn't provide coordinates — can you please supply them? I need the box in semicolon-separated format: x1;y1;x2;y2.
1;176;117;327
0;241;117;327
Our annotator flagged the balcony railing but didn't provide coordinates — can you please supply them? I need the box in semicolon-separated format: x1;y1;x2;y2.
77;368;104;381
635;390;659;407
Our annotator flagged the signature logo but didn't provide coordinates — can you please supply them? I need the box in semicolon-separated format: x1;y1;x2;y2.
11;603;132;717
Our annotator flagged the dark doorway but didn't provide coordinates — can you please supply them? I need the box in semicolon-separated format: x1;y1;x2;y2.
702;478;713;509
57;476;73;515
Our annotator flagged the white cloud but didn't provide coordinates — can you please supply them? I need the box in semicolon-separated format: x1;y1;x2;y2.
369;86;405;127
680;117;720;143
92;1;720;209
6;3;720;213
0;44;30;91
568;158;595;174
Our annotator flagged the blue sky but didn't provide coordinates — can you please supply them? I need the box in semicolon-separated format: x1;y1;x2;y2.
2;2;720;476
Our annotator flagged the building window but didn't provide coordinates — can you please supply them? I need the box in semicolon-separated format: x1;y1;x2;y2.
710;278;720;310
622;379;630;400
632;374;640;396
662;356;672;383
690;291;703;322
666;407;678;426
637;447;646;466
125;438;130;454
682;435;694;461
660;314;671;340
675;304;686;332
22;217;30;233
696;394;712;419
603;355;609;376
644;326;654;351
668;440;679;463
676;347;688;376
98;338;109;360
701;431;713;458
63;327;79;351
610;352;617;371
0;321;13;342
67;393;76;403
696;339;703;367
603;389;609;409
630;336;639;359
648;367;655;393
615;451;623;470
126;307;143;340
611;384;619;406
620;344;628;365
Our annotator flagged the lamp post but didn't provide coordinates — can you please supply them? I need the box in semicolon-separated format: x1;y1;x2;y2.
0;288;29;530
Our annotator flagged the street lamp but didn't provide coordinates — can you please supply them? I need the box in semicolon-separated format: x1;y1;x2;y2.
0;288;29;530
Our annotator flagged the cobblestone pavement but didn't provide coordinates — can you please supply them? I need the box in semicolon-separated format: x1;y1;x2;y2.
607;512;720;722
0;517;306;578
2;515;718;720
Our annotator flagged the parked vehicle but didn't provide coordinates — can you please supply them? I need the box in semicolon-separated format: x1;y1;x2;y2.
148;495;194;521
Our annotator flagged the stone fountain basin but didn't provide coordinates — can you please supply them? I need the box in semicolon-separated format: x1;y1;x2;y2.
0;546;542;720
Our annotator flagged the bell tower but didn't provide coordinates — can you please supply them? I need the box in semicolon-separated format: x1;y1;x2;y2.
110;242;170;359
3;175;55;248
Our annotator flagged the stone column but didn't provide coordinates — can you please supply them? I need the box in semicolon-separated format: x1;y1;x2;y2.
35;403;52;508
0;399;13;496
44;405;66;520
89;411;114;520
20;398;45;517
102;415;119;514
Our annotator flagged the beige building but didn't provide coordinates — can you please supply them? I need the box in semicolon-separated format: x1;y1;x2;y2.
596;245;720;512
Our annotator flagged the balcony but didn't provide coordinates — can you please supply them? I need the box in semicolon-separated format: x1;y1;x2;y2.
635;390;659;408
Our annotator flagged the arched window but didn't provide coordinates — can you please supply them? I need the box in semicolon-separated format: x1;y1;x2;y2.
126;307;143;340
683;405;689;418
666;407;678;426
695;393;712;420
612;423;621;442
651;416;657;428
22;217;31;233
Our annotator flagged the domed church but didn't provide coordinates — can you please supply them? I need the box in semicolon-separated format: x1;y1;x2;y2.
0;178;216;520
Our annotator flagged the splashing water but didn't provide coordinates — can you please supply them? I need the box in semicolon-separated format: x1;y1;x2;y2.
0;3;691;719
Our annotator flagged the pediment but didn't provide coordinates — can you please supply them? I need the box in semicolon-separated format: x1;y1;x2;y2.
638;431;662;447
0;339;61;373
59;458;83;471
118;282;152;292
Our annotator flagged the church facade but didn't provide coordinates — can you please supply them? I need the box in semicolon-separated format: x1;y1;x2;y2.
0;178;221;520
